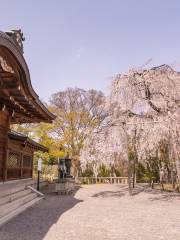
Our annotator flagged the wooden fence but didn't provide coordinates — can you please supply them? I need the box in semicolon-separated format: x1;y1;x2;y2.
76;177;128;185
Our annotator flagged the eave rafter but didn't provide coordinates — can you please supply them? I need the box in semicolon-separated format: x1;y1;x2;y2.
0;70;47;122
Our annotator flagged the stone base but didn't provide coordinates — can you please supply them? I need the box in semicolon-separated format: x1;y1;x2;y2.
54;178;76;195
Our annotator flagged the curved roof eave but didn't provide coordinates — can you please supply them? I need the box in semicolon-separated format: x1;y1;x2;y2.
0;31;56;122
9;130;48;152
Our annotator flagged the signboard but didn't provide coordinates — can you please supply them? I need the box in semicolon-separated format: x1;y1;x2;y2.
37;158;42;171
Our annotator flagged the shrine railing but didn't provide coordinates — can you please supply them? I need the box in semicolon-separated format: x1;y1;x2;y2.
76;177;128;185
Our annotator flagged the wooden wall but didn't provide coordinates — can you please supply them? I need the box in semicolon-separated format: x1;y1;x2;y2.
0;109;34;181
7;139;34;180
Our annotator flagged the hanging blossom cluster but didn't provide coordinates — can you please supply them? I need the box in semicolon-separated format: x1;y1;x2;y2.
80;123;127;170
110;65;180;158
80;65;180;177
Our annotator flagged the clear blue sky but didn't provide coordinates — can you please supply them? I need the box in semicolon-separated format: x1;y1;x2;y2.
1;0;180;101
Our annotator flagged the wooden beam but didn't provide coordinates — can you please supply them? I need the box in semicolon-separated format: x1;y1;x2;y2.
0;72;16;79
0;82;20;89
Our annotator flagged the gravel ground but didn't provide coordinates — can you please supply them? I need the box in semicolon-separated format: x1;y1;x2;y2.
0;184;180;240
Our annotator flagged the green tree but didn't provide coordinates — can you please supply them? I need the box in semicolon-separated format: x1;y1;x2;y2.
50;87;106;175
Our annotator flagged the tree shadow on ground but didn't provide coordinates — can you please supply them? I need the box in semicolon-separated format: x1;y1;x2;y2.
92;184;180;201
0;186;83;240
131;184;149;196
130;184;180;201
146;190;180;202
92;185;148;198
92;190;125;198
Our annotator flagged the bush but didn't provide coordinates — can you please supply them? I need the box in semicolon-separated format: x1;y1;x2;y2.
81;168;94;177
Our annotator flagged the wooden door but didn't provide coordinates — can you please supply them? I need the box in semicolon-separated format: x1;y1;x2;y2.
7;151;21;180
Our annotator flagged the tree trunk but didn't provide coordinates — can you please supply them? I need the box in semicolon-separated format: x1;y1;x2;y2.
132;159;136;188
171;169;176;191
128;160;132;195
151;179;154;189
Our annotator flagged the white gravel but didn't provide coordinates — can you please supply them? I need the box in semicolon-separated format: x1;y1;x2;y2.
0;184;180;240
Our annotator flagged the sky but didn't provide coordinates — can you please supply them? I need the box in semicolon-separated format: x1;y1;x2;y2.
1;0;180;102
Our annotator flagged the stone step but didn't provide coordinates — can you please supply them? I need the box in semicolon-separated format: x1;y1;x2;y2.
0;179;36;198
0;189;32;206
0;192;37;218
0;185;27;198
0;197;43;227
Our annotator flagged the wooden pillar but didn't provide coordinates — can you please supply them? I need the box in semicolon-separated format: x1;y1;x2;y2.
3;148;8;181
20;151;23;179
0;109;10;182
31;153;33;178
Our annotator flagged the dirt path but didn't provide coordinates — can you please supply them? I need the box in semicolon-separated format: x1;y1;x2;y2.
0;184;180;240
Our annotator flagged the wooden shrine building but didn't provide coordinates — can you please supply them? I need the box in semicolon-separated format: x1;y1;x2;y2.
0;30;55;182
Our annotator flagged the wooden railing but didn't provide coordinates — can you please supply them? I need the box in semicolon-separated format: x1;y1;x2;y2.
76;177;128;185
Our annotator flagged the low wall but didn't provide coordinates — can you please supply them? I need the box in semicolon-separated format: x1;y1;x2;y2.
76;177;128;185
